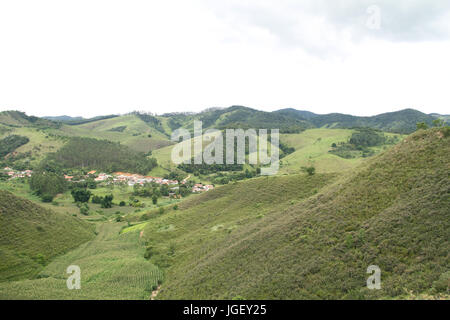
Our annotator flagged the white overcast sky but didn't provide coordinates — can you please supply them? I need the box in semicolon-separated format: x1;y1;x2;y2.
0;0;449;117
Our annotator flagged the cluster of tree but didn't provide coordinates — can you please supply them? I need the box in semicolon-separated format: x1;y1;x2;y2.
0;135;29;158
197;106;311;133
329;128;391;159
132;183;168;198
132;181;194;201
211;168;258;185
131;111;166;135
91;194;114;208
301;166;316;176
108;126;127;132
279;142;295;159
178;162;244;175
0;151;32;170
71;188;92;203
348;128;386;147
163;171;185;182
417;119;447;130
29;171;67;202
45;137;158;174
70;178;97;190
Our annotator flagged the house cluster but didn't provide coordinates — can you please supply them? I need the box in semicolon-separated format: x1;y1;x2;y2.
61;170;215;193
3;167;33;179
112;172;179;186
192;183;214;193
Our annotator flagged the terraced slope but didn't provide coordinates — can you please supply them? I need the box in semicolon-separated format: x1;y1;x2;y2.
0;222;163;300
0;191;95;281
143;128;449;299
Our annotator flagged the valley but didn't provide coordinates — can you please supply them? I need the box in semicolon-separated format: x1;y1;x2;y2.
0;108;448;300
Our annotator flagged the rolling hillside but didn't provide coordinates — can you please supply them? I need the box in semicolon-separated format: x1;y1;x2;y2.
0;222;163;300
140;127;449;299
53;114;172;153
275;108;439;134
0;191;95;281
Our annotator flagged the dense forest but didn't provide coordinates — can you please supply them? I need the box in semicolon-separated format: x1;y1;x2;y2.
0;135;30;158
46;137;157;174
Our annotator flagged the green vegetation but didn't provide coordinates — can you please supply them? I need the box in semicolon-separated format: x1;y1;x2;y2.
0;222;163;299
0;135;30;158
139;128;449;299
0;111;60;129
276;108;440;134
46;137;157;174
0;108;448;300
329;128;400;159
29;171;67;202
71;188;92;203
0;191;95;282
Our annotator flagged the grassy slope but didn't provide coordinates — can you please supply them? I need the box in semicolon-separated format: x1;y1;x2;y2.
152;128;399;176
0;222;163;299
141;173;338;298
279;128;363;174
51;114;172;153
1;113;173;164
143;128;449;299
0;191;95;282
0;127;65;165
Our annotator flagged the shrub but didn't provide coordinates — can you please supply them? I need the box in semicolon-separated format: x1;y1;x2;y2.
92;195;102;204
101;195;114;208
41;194;54;202
416;122;428;130
71;188;92;203
302;166;316;176
79;203;89;215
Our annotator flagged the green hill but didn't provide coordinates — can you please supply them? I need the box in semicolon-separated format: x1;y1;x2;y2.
158;106;312;134
0;111;60;129
0;191;95;281
46;137;158;174
0;222;163;300
54;113;172;153
275;108;439;134
140;127;449;299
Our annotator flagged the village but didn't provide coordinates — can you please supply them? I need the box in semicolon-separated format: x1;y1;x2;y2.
3;167;214;194
2;167;33;179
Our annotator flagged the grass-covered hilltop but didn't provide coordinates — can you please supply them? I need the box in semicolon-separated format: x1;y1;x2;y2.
0;107;448;300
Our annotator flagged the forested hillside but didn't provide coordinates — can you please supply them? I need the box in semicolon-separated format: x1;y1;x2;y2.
45;137;157;174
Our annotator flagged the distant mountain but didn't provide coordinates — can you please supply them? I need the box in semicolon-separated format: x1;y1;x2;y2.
7;106;448;138
43;115;84;122
55;114;119;125
274;108;441;134
430;113;450;122
160;105;312;134
273;108;318;120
